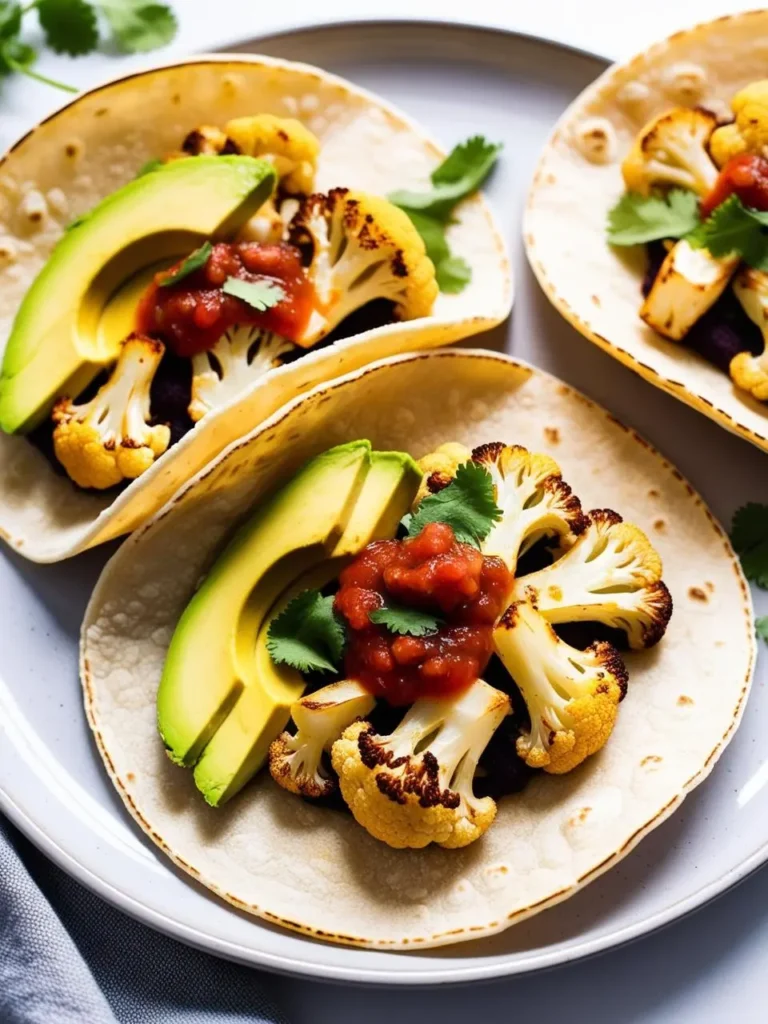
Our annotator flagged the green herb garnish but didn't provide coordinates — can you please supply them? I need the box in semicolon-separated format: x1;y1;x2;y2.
391;135;501;295
606;189;701;246
136;157;164;178
0;1;177;94
369;603;444;637
266;590;346;674
159;242;213;288
756;616;768;642
221;277;286;311
732;503;768;588
688;195;768;269
406;461;502;548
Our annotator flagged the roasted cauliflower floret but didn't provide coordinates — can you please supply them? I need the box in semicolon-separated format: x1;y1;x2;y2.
471;442;587;571
621;107;718;197
188;325;295;422
172;115;319;242
493;601;628;774
289;188;438;347
730;266;768;400
224;114;320;195
640;239;739;341
268;681;375;799
710;81;768;167
414;441;471;505
513;509;672;648
52;335;170;490
180;125;240;157
331;679;510;849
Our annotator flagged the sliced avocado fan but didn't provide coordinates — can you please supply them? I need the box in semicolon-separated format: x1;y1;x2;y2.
157;442;421;807
0;156;276;434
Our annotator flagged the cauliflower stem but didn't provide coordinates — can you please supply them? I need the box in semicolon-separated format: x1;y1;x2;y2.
731;266;768;400
493;600;628;774
188;325;295;422
52;335;170;489
269;680;375;799
331;679;510;849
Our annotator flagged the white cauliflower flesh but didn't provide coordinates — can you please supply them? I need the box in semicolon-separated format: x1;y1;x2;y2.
513;509;673;649
640;239;740;341
621;107;719;197
331;678;510;849
493;600;628;774
289;188;437;347
52;335;170;489
471;442;587;572
731;266;768;400
188;325;295;423
268;680;375;799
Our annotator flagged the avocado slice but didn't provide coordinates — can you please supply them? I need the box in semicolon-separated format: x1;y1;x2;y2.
157;441;373;768
191;450;421;807
0;156;276;434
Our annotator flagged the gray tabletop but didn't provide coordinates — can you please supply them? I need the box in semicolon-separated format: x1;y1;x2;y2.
5;2;768;1021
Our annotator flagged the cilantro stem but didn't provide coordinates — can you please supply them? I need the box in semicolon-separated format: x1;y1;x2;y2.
6;57;77;93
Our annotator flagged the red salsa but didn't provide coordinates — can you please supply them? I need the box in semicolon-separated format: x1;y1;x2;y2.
702;153;768;218
136;241;314;358
334;522;512;705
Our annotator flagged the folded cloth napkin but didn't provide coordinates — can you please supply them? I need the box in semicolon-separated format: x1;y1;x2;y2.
0;814;289;1024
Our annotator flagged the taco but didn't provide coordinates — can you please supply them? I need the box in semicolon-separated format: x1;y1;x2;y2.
525;10;768;455
81;348;753;949
0;55;510;563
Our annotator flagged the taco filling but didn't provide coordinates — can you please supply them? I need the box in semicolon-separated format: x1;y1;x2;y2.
157;438;672;851
0;115;500;492
606;82;768;401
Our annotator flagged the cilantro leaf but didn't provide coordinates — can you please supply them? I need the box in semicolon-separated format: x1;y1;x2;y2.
404;209;472;294
136;157;164;177
98;1;177;54
222;277;285;311
38;0;98;56
266;589;346;674
606;189;701;246
407;460;502;548
436;254;472;293
159;241;212;288
0;1;21;41
732;503;768;589
756;616;768;642
688;195;768;269
369;603;444;637
390;136;502;221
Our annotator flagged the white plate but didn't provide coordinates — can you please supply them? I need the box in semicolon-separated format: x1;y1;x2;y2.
1;20;767;985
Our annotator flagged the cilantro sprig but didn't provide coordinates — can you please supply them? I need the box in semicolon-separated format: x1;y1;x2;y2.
756;616;768;642
222;277;286;312
159;241;212;288
732;503;768;589
390;135;501;295
369;603;444;637
267;590;346;674
688;195;768;269
406;460;502;548
607;189;701;246
0;0;177;95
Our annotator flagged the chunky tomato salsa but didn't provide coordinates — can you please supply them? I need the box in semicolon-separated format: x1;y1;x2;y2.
136;241;314;357
701;153;768;218
334;522;512;705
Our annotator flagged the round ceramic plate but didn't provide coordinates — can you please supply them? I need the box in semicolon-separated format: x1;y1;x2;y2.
1;20;767;985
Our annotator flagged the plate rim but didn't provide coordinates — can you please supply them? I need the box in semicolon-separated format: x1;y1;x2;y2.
1;16;763;986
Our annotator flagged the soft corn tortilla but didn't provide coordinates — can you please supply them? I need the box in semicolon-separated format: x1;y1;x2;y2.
81;348;754;950
0;55;510;563
525;10;768;456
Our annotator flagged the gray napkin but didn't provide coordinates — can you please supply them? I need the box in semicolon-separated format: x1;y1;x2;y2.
0;814;289;1024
